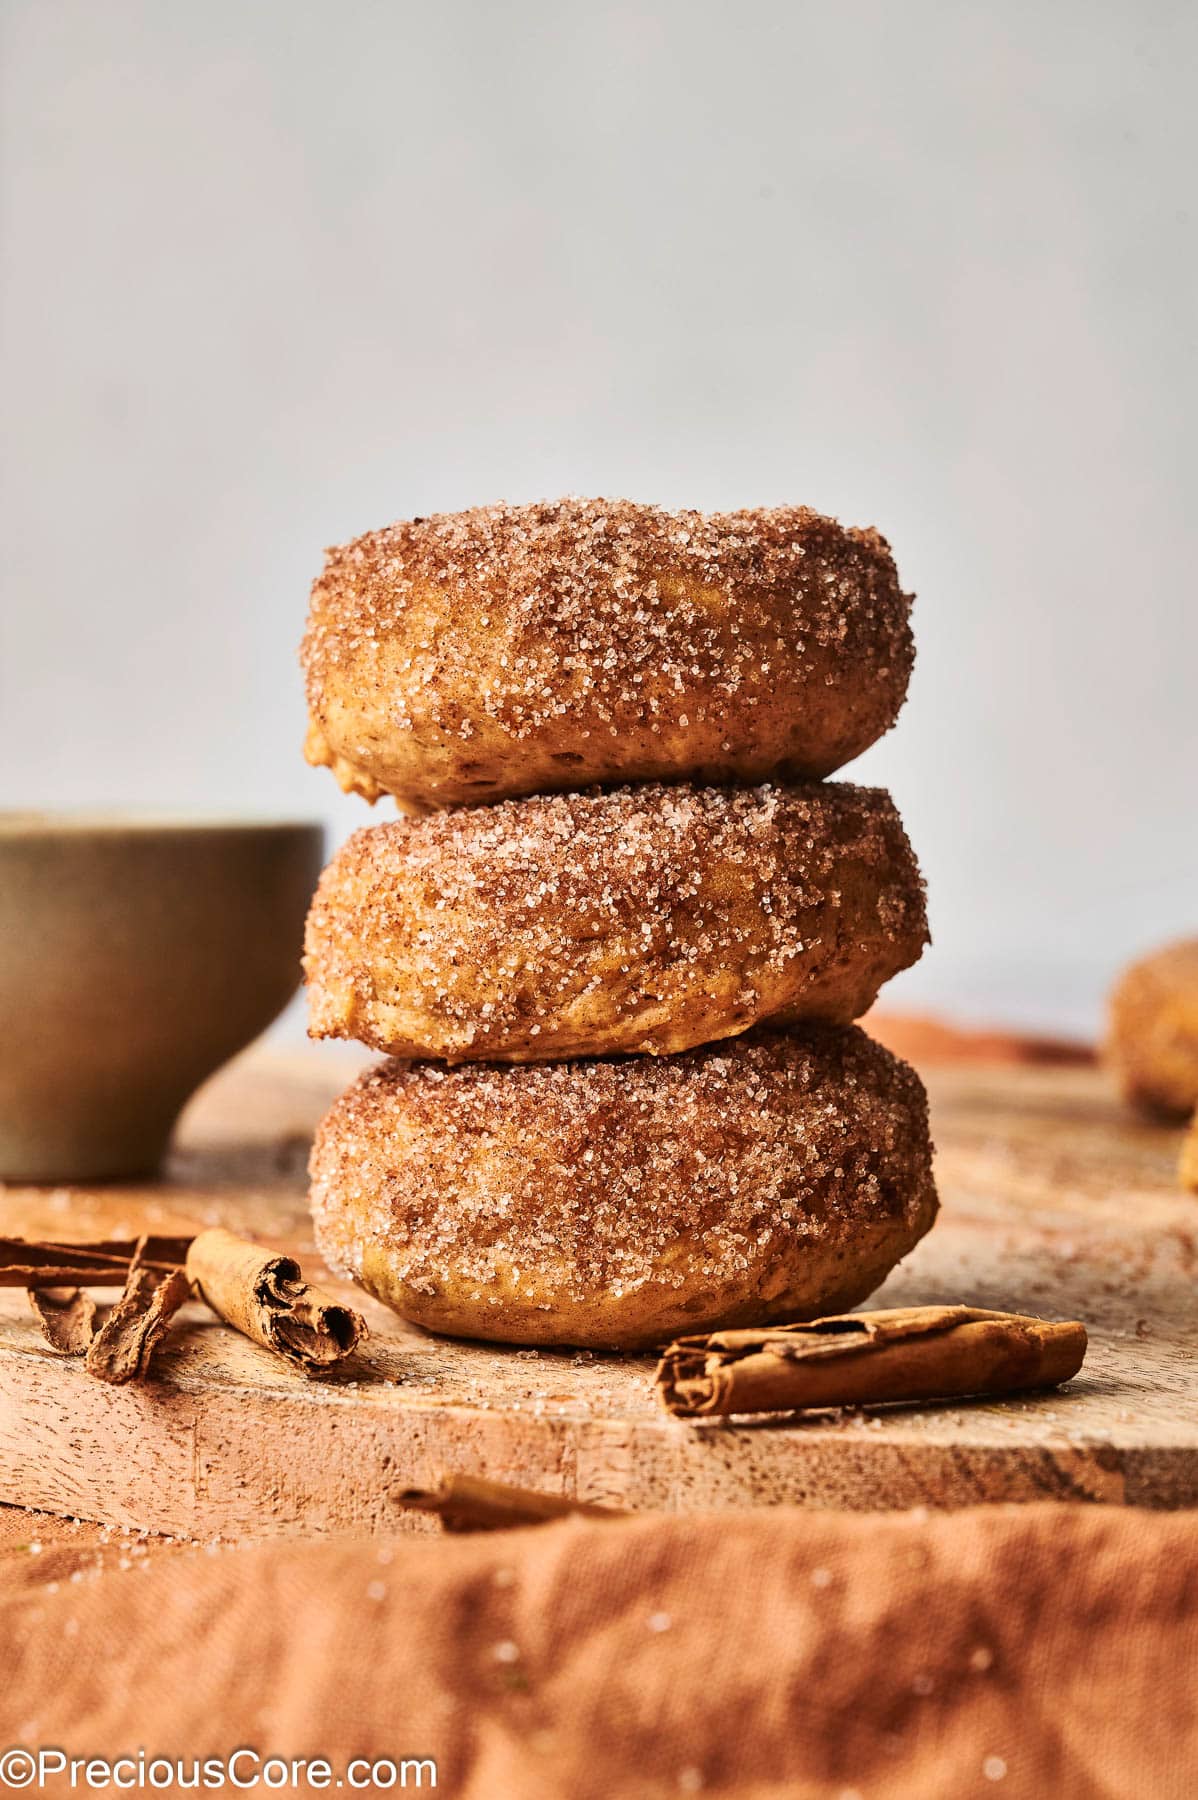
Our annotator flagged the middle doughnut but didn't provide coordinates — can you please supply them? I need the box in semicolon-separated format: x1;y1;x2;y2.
305;779;928;1063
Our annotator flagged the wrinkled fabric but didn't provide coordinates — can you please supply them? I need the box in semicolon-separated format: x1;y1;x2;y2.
3;1502;1195;1798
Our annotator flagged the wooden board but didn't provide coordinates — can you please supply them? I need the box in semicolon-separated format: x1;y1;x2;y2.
1;1042;1195;1539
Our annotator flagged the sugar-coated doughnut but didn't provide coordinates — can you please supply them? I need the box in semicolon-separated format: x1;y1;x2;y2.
304;780;928;1063
301;497;914;812
309;1025;939;1350
1107;938;1198;1120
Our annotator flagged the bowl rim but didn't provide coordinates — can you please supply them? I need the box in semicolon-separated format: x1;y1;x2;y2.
0;809;325;838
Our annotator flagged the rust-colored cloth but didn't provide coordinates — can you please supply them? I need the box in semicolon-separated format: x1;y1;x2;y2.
3;1503;1196;1798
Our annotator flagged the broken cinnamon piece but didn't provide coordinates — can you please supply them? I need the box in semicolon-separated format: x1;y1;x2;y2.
396;1473;626;1533
29;1287;98;1355
0;1235;193;1288
185;1227;365;1375
655;1306;1088;1419
84;1252;191;1386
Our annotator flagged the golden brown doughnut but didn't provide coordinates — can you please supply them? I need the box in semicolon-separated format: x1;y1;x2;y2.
304;780;928;1063
1106;938;1198;1120
309;1025;939;1350
301;497;914;812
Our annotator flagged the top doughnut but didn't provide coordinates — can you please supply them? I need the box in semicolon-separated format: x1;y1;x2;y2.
301;497;914;812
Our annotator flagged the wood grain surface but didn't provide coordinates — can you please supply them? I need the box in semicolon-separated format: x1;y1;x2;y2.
0;1037;1195;1539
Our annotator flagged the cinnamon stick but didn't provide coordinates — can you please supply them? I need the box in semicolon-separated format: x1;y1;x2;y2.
0;1235;193;1288
84;1253;191;1386
185;1227;365;1375
656;1306;1088;1419
29;1287;98;1355
396;1474;626;1533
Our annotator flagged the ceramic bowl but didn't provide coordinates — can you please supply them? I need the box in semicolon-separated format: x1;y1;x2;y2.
0;814;324;1181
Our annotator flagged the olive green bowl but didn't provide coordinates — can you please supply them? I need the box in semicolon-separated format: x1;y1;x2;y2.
0;813;325;1181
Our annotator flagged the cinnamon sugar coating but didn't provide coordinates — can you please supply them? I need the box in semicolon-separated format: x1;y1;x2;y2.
1107;938;1198;1120
301;497;914;812
309;1025;939;1350
305;780;928;1062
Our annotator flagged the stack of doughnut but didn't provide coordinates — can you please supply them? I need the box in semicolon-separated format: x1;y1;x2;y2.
301;498;938;1349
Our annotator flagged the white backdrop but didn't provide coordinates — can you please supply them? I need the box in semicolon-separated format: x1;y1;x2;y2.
2;0;1195;1036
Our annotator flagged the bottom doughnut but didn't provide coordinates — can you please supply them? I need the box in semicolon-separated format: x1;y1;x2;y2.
309;1026;939;1350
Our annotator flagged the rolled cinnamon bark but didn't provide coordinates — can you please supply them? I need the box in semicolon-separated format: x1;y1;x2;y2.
656;1306;1087;1419
0;1235;193;1288
396;1474;625;1533
185;1227;364;1375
